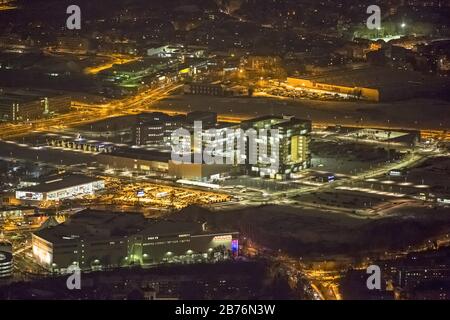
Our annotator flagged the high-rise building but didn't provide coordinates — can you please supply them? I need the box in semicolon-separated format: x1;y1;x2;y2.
135;112;187;146
242;115;311;179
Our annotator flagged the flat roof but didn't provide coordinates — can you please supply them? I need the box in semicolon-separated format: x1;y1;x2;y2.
0;206;36;212
107;148;172;163
33;209;227;245
242;115;311;127
17;174;103;194
290;67;448;90
0;94;40;105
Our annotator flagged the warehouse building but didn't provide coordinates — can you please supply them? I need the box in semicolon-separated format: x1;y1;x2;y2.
287;66;450;102
32;209;239;273
15;174;105;202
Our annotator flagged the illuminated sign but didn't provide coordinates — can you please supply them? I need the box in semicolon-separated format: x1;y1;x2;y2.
179;68;190;74
212;235;232;242
137;190;145;197
389;170;402;177
178;234;190;238
232;239;239;255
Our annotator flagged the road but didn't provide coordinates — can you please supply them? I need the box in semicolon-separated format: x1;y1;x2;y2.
0;83;182;140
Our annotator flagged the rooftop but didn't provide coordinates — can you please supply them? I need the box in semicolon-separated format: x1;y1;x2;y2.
108;147;172;163
17;174;103;193
242;115;311;128
293;66;449;90
33;209;208;245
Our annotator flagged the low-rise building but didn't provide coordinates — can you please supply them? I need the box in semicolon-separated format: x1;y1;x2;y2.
16;174;105;202
32;209;239;273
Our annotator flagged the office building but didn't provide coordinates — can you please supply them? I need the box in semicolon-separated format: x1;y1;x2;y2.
242;115;311;179
0;91;71;122
135;112;187;146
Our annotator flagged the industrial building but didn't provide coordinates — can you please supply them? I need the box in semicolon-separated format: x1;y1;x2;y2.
15;174;105;202
287;66;450;102
32;209;239;273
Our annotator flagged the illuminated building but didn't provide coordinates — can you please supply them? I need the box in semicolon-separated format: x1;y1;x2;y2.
135;112;187;146
0;241;12;279
97;148;171;173
184;83;248;97
0;91;71;122
184;82;226;96
287;66;449;102
0;95;43;122
0;206;36;222
147;44;206;60
32;209;239;273
56;36;91;54
241;55;285;78
135;111;217;147
242;115;311;179
47;136;115;153
0;251;13;278
15;174;105;202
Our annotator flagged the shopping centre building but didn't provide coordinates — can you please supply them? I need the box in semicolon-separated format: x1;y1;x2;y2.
32;209;239;273
16;174;105;202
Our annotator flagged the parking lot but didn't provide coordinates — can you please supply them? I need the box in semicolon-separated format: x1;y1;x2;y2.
76;176;231;210
257;84;356;102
